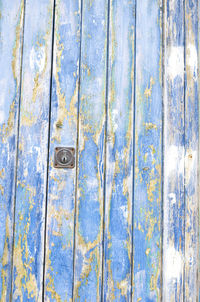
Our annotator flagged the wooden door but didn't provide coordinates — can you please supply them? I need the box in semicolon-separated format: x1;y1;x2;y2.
0;0;199;301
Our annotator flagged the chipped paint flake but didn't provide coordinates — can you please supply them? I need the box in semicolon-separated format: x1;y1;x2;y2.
30;46;46;73
167;46;184;80
164;246;183;281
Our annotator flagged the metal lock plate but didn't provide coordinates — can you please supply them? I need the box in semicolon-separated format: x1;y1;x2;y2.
54;147;75;168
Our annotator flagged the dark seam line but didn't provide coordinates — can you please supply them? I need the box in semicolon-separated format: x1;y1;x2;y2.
131;0;137;300
198;0;200;297
101;0;110;300
194;2;200;301
72;0;83;300
10;1;26;301
183;0;186;300
198;0;200;300
161;0;165;300
42;0;56;300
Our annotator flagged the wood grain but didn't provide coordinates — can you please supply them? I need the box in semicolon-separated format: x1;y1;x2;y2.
0;1;199;301
44;0;81;300
163;0;185;300
199;3;200;301
11;0;54;300
184;0;199;300
102;0;135;300
0;1;24;301
73;0;108;300
132;0;163;300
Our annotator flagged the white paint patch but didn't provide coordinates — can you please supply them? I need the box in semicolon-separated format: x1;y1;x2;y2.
120;205;128;219
134;270;146;298
167;46;184;80
167;193;176;205
0;110;5;124
165;145;184;177
164;246;183;281
187;43;197;78
30;46;45;73
96;76;103;87
24;166;28;178
111;109;119;132
185;247;194;267
35;145;45;174
86;177;98;191
185;150;197;187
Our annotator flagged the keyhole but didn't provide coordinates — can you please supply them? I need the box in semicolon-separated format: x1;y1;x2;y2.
61;154;68;163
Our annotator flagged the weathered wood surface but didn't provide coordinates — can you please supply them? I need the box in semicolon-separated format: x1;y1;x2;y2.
44;0;81;301
163;0;185;300
0;1;25;301
73;0;108;300
199;4;200;302
133;0;162;301
163;0;199;301
184;0;199;300
103;0;135;300
0;1;199;301
11;0;54;300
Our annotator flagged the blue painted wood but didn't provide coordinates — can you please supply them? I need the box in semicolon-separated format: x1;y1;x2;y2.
0;1;199;301
163;0;185;300
102;0;135;300
132;0;162;301
44;0;81;300
0;1;24;300
184;0;199;300
199;4;200;301
11;0;54;300
73;0;108;300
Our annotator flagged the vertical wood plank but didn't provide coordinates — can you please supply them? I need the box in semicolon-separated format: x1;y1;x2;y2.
132;0;162;301
199;3;200;301
163;0;185;301
73;0;108;300
0;1;24;300
44;0;81;300
184;0;199;300
103;0;135;300
12;0;54;300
